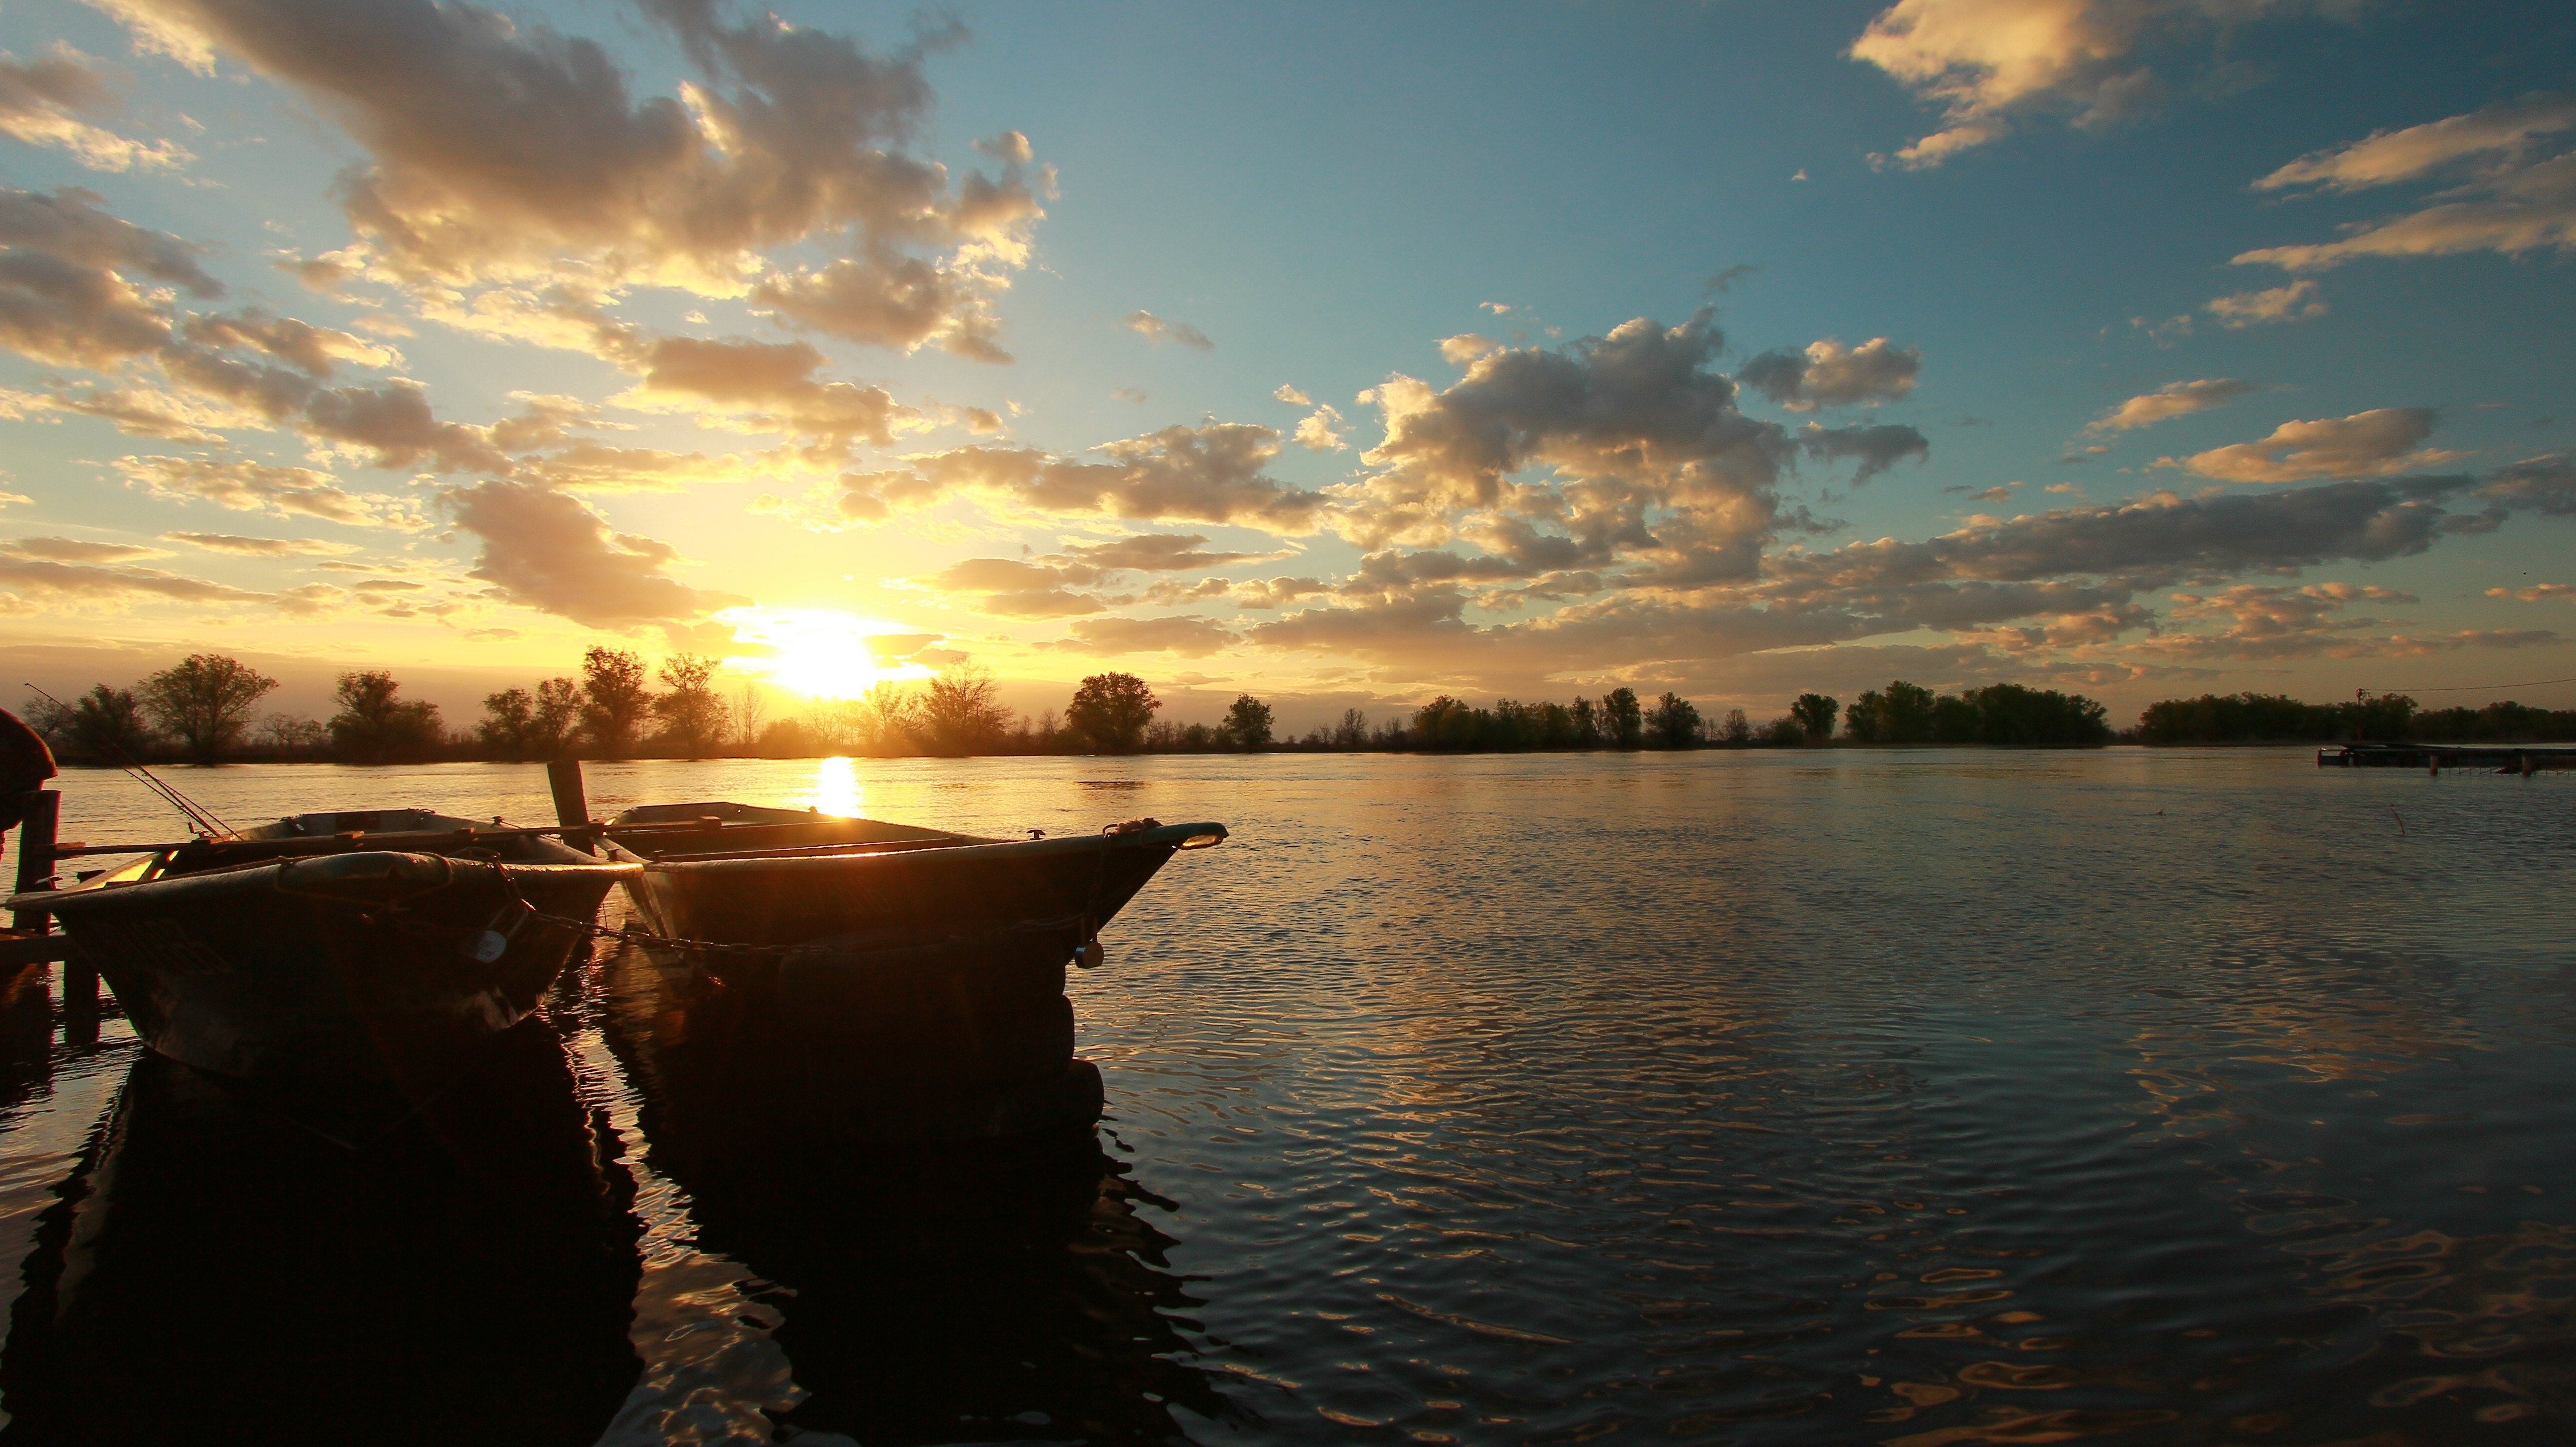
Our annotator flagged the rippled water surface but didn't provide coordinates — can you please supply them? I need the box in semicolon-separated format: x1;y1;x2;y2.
0;748;2570;1445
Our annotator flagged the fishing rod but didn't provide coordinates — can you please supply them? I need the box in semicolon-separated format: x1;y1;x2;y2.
23;684;235;840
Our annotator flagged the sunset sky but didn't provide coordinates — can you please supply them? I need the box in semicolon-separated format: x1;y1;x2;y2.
0;0;2571;727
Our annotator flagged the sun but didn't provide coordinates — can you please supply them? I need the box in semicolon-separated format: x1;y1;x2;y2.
718;607;936;700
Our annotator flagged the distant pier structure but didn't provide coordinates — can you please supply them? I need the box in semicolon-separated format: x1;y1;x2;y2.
2318;742;2576;774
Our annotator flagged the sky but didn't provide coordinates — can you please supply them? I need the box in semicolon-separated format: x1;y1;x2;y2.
0;0;2570;729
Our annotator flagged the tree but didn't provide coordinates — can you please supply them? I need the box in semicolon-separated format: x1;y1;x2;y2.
138;654;277;764
730;684;767;750
1570;697;1600;747
258;713;325;756
853;681;919;753
1332;708;1368;748
920;664;1011;755
479;687;536;759
1790;693;1839;745
27;685;154;764
531;677;583;756
1648;692;1701;748
1223;694;1274;749
1719;708;1753;746
327;671;442;763
1067;672;1158;753
1848;680;1936;744
1602;687;1644;749
652;654;728;758
580;646;652;756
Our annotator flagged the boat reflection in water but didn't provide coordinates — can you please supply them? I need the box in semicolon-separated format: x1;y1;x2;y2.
0;1019;644;1447
593;942;1245;1444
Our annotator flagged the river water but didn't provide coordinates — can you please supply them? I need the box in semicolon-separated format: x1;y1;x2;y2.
0;749;2568;1445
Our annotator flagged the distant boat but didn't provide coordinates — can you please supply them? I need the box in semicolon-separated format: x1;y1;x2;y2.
599;801;1225;1151
6;808;632;1084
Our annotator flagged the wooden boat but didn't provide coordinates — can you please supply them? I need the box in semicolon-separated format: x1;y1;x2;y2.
3;808;632;1083
598;802;1225;1149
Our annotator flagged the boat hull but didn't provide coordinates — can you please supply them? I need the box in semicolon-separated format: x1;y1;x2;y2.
44;854;625;1082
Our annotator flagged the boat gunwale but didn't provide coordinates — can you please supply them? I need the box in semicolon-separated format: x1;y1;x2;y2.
610;820;1226;874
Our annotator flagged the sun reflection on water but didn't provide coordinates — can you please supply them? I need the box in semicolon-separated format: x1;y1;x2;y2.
807;756;866;819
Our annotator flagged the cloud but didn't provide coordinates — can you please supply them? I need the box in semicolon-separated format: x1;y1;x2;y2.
2150;581;2556;660
1347;314;1797;585
2237;96;2576;270
862;424;1330;530
160;530;361;557
618;335;907;452
98;0;1044;350
0;551;284;611
1230;575;1330;609
1799;421;1931;482
1852;0;2307;167
1059;614;1238;656
1055;532;1268;571
2489;582;2575;603
2205;279;2326;327
1294;404;1347;452
4;535;170;563
1739;337;1921;412
1439;333;1499;366
1124;310;1211;350
919;556;1105;619
1273;384;1311;406
2170;408;2458;483
2478;453;2576;515
0;43;189;171
2088;378;2259;432
303;380;510;471
0;186;219;366
115;454;422;527
445;479;743;628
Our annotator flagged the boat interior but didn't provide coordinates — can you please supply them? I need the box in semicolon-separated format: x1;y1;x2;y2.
604;802;978;863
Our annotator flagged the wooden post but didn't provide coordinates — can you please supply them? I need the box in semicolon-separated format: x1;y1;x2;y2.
10;790;56;933
547;758;592;854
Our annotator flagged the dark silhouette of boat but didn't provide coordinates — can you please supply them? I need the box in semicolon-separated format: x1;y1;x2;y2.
4;809;632;1084
597;802;1224;1151
0;1019;643;1447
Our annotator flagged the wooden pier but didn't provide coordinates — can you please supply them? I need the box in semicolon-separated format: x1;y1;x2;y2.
2317;743;2576;773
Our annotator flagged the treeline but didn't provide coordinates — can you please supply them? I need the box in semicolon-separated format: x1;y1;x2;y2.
2133;693;2576;745
21;653;2134;765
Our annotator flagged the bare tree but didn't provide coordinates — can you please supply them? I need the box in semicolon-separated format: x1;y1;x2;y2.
138;654;277;763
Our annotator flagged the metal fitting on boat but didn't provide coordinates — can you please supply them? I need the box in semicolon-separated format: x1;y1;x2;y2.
1073;938;1107;970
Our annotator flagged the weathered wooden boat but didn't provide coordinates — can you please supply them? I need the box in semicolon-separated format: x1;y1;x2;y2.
3;808;632;1083
597;802;1225;1150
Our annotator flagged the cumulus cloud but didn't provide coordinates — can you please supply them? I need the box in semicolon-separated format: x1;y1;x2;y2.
1273;384;1311;406
1799;421;1931;482
2205;279;2326;327
2237;95;2576;270
1851;0;2308;167
0;43;189;171
0;186;219;365
2479;453;2576;515
853;423;1330;530
445;479;743;628
1125;311;1211;350
1055;532;1269;571
1293;404;1347;452
1060;614;1237;656
1439;334;1499;366
115;454;422;527
2088;378;2259;432
1739;337;1921;412
304;380;510;472
2150;580;2556;660
920;556;1105;619
2489;582;2576;603
97;0;1044;353
2170;408;2459;483
617;334;907;452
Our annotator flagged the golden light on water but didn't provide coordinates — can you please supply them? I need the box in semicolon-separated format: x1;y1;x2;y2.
807;755;866;818
719;607;936;700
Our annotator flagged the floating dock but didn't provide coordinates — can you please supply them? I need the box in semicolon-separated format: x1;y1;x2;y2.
2317;743;2576;772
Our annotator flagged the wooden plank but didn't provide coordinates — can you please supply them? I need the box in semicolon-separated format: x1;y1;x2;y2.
9;790;55;933
0;932;76;966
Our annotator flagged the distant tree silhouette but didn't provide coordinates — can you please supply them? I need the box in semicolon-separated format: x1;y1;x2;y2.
327;671;442;763
26;685;154;764
1719;707;1753;746
1602;687;1644;749
652;654;728;758
580;646;652;756
921;664;1011;755
1223;694;1274;749
1570;696;1600;746
1648;692;1701;748
478;687;538;759
1790;693;1838;744
138;654;277;763
531;677;583;755
1068;672;1159;752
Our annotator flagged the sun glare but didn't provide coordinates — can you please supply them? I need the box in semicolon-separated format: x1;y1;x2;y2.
720;607;936;700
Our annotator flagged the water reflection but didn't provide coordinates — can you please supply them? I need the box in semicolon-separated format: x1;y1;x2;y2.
0;1022;642;1447
591;943;1237;1443
807;755;865;820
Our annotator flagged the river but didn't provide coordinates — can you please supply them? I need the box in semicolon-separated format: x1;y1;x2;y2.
0;748;2567;1445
